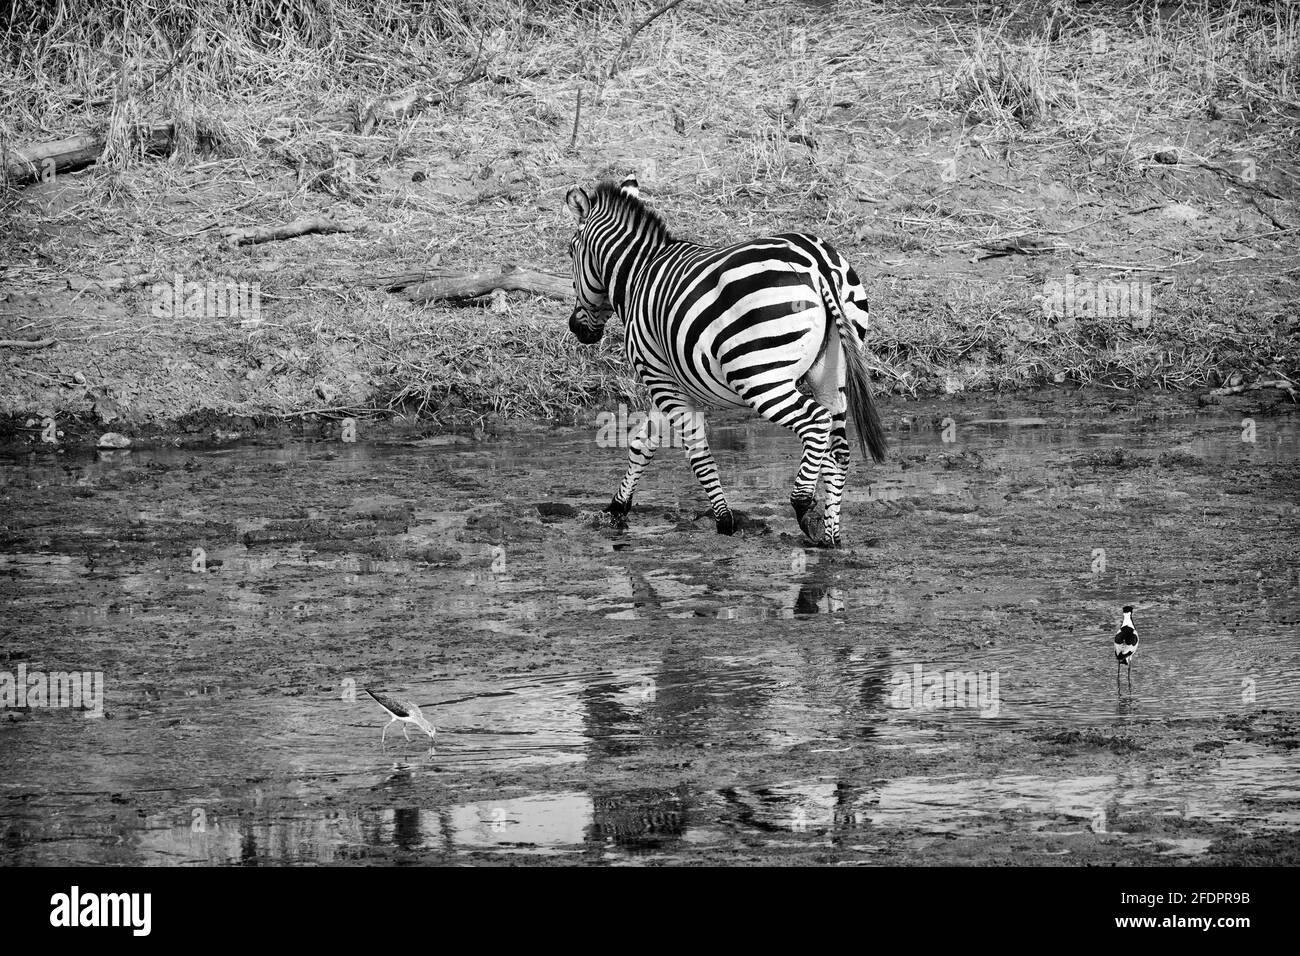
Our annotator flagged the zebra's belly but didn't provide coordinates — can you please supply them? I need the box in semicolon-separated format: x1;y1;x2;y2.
676;361;750;409
626;327;751;410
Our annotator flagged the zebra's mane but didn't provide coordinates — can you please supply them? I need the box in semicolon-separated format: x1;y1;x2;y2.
590;180;674;243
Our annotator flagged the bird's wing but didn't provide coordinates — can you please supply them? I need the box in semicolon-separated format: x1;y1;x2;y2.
365;688;410;717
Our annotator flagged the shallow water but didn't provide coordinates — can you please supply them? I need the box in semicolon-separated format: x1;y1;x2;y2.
2;391;1298;864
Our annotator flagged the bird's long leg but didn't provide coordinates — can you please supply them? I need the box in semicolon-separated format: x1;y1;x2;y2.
403;723;411;741
383;718;396;746
1127;662;1132;691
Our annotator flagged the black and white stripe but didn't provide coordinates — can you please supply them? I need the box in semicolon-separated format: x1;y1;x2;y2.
1114;605;1139;688
565;177;886;547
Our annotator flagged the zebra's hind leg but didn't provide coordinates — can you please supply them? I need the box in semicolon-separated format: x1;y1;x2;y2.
607;410;664;529
821;410;850;548
806;344;851;548
740;384;833;546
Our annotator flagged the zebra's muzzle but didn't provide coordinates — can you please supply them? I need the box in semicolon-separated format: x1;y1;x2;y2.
569;310;605;344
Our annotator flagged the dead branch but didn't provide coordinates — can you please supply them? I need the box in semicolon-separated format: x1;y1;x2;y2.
568;88;583;151
219;216;361;248
66;270;167;293
605;0;689;81
406;265;571;304
3;123;174;186
0;338;56;349
1209;378;1298;401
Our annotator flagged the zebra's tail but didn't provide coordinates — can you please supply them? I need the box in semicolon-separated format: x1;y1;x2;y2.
820;277;887;464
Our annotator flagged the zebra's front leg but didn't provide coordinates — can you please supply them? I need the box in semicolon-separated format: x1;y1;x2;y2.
607;411;663;529
674;406;736;535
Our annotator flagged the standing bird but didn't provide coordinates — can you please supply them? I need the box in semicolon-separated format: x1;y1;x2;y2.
366;688;436;747
1113;606;1139;689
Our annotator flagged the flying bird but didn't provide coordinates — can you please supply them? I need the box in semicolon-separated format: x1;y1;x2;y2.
366;688;436;747
1113;605;1139;689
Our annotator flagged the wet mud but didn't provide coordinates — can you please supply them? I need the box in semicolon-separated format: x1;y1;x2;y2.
1;390;1297;865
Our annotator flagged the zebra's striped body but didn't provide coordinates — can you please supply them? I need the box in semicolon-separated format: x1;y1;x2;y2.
565;178;886;547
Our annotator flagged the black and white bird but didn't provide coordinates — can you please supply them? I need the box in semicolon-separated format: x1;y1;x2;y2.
366;688;436;747
1113;605;1139;688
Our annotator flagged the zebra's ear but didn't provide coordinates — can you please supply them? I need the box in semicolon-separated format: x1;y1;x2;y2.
565;186;591;221
619;176;640;200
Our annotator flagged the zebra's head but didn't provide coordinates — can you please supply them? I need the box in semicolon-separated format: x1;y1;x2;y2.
564;177;641;344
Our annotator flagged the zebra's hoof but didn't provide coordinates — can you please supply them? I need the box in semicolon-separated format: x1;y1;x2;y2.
606;497;631;530
715;511;737;535
791;496;821;542
802;518;829;547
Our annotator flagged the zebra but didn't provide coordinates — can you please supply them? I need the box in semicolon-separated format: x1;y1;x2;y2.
565;176;887;548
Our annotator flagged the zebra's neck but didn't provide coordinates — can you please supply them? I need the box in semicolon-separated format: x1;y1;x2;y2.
590;200;674;312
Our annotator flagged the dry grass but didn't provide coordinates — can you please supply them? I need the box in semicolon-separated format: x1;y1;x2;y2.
0;0;1296;426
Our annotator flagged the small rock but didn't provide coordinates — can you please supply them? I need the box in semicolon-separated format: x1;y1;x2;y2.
97;432;131;449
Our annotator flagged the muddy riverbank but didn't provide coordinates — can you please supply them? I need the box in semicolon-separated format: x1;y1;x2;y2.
1;389;1297;864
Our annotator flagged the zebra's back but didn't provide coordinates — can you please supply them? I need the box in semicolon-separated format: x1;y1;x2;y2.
624;232;867;408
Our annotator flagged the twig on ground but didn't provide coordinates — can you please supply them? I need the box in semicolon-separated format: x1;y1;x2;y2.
406;265;571;304
568;88;583;151
219;217;361;248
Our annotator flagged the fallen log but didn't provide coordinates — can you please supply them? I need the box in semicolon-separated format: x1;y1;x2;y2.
342;255;444;292
2;123;175;186
1208;378;1297;401
219;216;361;248
355;270;445;292
0;338;56;349
406;265;571;304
